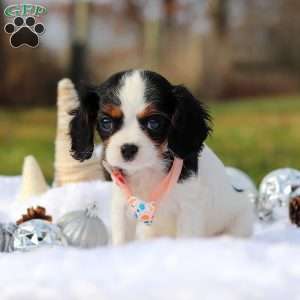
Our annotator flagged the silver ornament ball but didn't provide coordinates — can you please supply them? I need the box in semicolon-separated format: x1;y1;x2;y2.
13;219;66;251
0;223;17;253
57;204;108;248
258;168;300;222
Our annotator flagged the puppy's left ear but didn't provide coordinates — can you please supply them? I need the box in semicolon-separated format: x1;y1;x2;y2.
168;85;212;159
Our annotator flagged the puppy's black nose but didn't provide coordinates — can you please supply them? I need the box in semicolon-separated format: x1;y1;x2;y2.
121;144;138;161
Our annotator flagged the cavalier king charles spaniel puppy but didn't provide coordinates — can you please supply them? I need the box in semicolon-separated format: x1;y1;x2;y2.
70;70;253;245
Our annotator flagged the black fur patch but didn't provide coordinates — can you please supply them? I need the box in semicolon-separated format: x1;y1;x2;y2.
141;70;176;117
168;85;212;159
141;70;212;180
96;70;130;106
69;85;99;162
69;71;128;162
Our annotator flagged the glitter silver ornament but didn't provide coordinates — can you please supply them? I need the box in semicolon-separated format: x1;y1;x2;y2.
0;223;17;253
226;167;258;204
13;219;66;251
258;168;300;222
57;203;108;248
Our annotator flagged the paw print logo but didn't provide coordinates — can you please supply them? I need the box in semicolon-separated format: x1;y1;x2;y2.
4;16;45;48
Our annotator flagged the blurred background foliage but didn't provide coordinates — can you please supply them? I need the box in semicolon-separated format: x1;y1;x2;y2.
0;0;299;183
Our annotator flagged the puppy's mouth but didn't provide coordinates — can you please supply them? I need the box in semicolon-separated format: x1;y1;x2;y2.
102;160;125;176
102;160;154;177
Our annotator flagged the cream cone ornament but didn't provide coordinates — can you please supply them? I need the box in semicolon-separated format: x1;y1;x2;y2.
18;156;49;201
53;78;104;186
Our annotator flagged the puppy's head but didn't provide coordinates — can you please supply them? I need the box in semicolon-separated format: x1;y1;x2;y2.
70;70;211;174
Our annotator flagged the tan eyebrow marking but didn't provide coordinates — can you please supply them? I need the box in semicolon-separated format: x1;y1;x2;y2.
101;104;123;118
137;104;159;119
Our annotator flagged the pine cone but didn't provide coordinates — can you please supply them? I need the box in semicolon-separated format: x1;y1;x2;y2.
289;196;300;227
16;206;52;225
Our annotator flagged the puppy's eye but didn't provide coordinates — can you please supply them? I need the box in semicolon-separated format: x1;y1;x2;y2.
146;117;162;131
99;116;113;132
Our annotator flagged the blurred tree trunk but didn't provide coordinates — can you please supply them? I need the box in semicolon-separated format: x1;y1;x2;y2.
0;1;9;105
70;1;91;86
144;22;161;69
0;1;6;86
143;1;163;69
200;0;232;98
277;0;300;71
164;0;176;26
209;0;229;36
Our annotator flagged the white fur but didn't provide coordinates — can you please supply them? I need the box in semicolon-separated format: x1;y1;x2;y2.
111;146;253;244
106;71;253;245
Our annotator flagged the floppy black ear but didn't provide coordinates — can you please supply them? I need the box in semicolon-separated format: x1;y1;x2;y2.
69;85;100;162
168;85;212;159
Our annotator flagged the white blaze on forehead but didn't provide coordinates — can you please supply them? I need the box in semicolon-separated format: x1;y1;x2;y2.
106;70;160;171
118;70;146;121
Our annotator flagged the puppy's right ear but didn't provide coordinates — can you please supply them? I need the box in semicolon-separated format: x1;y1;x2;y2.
69;85;100;162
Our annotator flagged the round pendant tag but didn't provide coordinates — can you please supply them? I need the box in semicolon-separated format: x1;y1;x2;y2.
128;197;156;225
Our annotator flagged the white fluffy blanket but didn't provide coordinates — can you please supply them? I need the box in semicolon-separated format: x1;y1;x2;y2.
0;176;299;300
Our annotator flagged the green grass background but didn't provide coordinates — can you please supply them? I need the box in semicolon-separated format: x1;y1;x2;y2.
0;95;299;185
